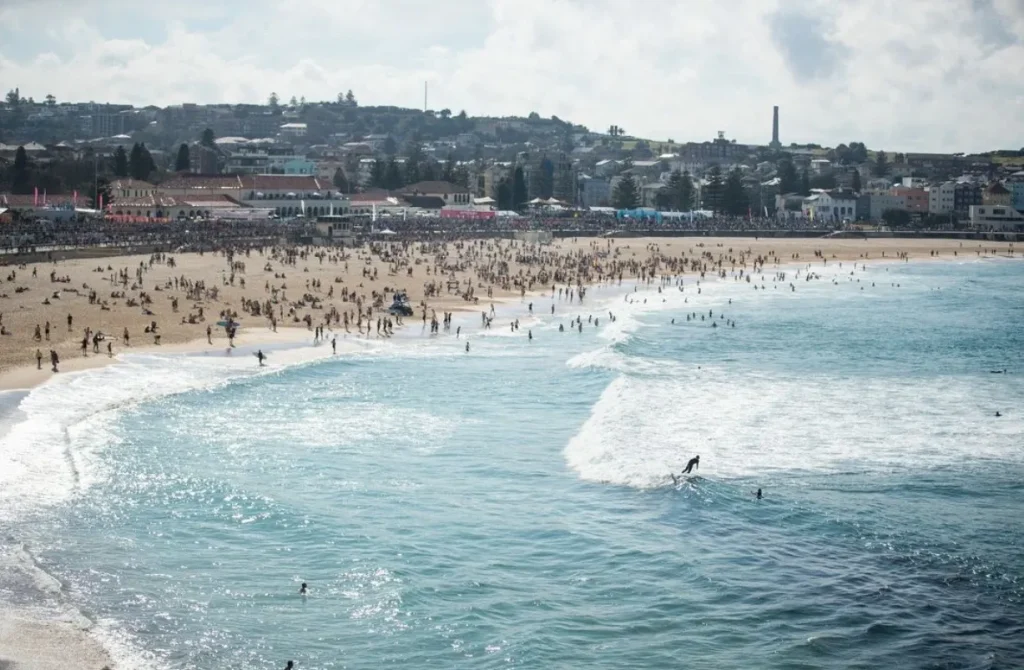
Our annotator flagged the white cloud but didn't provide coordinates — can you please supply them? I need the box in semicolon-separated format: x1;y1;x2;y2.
0;0;1022;152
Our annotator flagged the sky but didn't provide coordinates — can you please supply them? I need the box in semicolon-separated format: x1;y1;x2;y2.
1;0;1023;153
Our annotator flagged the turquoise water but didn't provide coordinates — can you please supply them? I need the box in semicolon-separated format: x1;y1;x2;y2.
2;258;1023;669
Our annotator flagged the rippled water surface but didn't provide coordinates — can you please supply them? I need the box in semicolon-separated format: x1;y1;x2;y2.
2;258;1023;669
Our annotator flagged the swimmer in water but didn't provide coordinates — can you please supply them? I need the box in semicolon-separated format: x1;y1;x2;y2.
755;488;762;499
299;582;308;595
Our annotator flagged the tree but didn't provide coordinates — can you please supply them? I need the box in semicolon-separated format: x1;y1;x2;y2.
89;176;110;210
833;143;849;164
332;167;349;193
512;166;528;210
702;166;724;212
851;169;862;193
679;171;695;211
201;128;215;148
496;177;513;210
11;146;31;194
665;169;693;211
383;158;403;190
608;125;625;137
654;188;673;210
5;88;19;106
128;142;155;181
113;145;129;177
383;136;397;156
882;208;911;228
799;167;811;196
345;90;356;105
777;159;799;194
442;153;456;183
528;111;541;121
369;159;386;188
848;142;868;164
530;157;554;199
439;108;451;120
337;92;346;104
44;94;56;106
722;168;749;216
404;139;424;184
299;96;306;107
873;150;889;177
810;173;837;190
457;110;467;121
421;161;438;182
612;173;639;209
268;92;279;110
175;143;191;172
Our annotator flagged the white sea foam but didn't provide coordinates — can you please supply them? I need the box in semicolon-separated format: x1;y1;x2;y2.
0;342;347;522
564;371;1024;488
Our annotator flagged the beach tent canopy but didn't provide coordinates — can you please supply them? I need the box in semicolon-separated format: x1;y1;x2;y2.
378;228;396;235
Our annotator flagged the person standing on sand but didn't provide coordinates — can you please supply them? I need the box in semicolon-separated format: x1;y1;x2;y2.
67;313;72;332
331;336;337;354
50;349;59;373
36;348;43;370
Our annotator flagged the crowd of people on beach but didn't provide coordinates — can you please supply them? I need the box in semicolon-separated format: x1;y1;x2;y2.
0;213;849;256
0;229;1015;385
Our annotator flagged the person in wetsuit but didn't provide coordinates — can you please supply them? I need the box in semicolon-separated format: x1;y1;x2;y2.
682;455;699;474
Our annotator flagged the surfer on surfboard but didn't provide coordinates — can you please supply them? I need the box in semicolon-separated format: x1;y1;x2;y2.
670;455;700;484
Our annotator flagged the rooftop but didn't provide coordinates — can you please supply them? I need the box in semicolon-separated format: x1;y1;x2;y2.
401;180;470;195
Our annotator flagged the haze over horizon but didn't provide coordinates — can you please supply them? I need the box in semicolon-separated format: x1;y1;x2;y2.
1;0;1023;153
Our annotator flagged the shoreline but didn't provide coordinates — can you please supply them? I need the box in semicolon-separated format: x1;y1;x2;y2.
0;326;317;393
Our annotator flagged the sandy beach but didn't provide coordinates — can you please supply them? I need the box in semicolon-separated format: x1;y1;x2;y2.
0;236;1016;392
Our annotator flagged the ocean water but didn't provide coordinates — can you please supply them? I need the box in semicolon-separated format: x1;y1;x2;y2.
2;257;1023;669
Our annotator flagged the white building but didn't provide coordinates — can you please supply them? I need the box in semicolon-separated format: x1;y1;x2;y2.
279;122;308;138
969;204;1024;230
803;189;857;223
927;182;956;215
